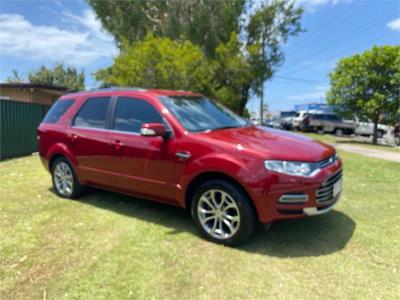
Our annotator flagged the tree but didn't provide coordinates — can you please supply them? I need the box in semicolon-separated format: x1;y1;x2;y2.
87;0;245;58
327;46;400;144
212;32;254;114
95;35;214;95
246;0;303;122
89;0;303;116
6;69;25;83
28;63;85;91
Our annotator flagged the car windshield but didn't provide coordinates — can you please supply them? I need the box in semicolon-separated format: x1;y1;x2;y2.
159;96;247;132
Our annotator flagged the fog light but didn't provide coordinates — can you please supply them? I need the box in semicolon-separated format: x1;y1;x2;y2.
278;194;309;204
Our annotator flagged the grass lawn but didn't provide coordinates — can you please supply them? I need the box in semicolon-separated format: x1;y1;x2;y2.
1;152;399;299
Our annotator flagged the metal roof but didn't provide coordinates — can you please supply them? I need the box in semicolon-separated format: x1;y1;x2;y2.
0;82;68;91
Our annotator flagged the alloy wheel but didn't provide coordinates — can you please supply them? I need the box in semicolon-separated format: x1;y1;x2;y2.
197;189;241;240
54;162;73;197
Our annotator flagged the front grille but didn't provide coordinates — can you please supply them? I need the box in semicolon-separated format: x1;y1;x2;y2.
319;155;337;169
315;170;342;204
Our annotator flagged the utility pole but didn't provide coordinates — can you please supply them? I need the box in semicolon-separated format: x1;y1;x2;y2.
260;79;264;125
259;35;265;125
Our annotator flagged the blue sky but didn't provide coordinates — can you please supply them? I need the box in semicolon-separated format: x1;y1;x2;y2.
0;0;399;113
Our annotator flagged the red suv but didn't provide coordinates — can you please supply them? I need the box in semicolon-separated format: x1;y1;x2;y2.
38;88;342;246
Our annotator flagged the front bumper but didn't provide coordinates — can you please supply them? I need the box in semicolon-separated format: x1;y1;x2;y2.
253;159;343;223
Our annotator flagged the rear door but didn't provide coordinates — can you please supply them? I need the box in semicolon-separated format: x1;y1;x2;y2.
106;96;177;203
68;96;115;187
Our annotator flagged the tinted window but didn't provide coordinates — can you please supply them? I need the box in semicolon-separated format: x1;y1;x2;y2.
326;114;340;121
280;111;296;118
312;114;324;120
73;97;111;129
114;97;163;133
159;96;246;132
43;99;74;124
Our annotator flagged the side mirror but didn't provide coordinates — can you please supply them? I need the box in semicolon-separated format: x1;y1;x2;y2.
140;123;170;138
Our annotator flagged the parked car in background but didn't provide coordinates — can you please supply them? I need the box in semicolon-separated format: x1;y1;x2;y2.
38;88;342;246
249;117;260;125
292;110;309;130
292;110;325;130
263;118;281;128
353;117;389;138
307;113;354;136
279;111;297;130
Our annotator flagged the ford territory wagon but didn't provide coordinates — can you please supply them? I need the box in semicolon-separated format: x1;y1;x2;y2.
38;88;342;246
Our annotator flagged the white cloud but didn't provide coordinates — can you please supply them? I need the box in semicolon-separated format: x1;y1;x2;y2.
0;10;117;67
387;18;400;32
300;58;337;70
295;0;352;11
287;85;329;101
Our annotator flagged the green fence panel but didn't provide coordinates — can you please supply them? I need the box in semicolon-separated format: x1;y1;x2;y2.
0;100;50;160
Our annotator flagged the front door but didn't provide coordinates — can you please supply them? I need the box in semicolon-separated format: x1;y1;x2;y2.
106;96;177;203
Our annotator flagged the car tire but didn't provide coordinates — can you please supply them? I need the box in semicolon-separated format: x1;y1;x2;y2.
377;130;384;139
335;128;344;137
191;179;257;246
51;157;84;199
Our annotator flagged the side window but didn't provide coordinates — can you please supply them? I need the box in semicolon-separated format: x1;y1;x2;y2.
114;97;163;133
73;97;111;129
327;115;340;121
43;99;74;124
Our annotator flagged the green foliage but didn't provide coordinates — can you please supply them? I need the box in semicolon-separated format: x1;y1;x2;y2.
327;45;400;143
213;32;253;114
96;35;214;95
90;0;304;115
6;69;25;83
87;0;245;58
246;0;303;94
28;63;85;91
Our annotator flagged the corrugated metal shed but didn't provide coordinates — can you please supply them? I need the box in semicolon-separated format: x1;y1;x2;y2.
0;99;50;160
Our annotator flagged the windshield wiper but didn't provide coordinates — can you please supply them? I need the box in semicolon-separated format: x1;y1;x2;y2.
209;125;241;131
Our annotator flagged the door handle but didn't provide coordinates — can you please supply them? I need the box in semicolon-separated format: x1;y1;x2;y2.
111;140;124;150
69;134;78;142
175;151;191;160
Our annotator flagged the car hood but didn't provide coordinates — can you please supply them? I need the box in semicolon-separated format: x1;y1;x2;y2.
197;126;335;162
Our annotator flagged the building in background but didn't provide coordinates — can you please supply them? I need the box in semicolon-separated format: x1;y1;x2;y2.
0;83;67;106
0;83;68;160
293;102;333;113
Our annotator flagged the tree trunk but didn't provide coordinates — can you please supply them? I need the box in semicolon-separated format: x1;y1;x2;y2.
372;120;378;145
238;86;250;117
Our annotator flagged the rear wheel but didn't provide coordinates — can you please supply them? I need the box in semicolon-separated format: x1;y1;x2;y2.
335;128;344;137
51;157;84;199
377;130;384;139
191;180;257;246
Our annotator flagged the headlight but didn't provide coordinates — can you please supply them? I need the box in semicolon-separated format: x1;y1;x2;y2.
264;160;320;177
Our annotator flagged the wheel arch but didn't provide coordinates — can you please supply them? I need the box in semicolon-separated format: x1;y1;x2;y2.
184;171;259;221
49;153;65;171
46;143;78;170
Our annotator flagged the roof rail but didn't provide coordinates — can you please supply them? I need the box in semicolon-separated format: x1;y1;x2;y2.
89;86;147;92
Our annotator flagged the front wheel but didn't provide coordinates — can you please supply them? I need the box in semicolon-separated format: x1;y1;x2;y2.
51;157;84;199
191;180;257;246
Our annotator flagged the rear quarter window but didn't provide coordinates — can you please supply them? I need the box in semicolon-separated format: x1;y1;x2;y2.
43;99;75;124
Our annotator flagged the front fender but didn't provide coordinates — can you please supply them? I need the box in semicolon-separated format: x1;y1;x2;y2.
176;153;256;206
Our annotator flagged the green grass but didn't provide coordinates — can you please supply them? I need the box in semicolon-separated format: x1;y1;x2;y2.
1;153;399;299
302;132;400;152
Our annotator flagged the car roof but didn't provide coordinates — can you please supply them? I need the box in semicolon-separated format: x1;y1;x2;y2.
61;87;202;98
